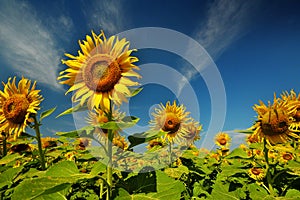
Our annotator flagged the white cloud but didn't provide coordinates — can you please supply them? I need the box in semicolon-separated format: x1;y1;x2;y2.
81;0;124;34
178;0;260;93
0;1;74;91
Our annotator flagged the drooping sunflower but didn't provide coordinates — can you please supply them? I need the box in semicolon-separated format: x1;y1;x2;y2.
215;132;231;147
250;94;299;145
149;101;191;144
281;90;300;133
58;30;141;112
0;77;43;139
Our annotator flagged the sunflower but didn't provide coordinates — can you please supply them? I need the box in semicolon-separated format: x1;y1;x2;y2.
281;90;300;133
215;132;231;147
149;101;191;144
41;137;58;149
147;137;166;149
58;30;141;112
182;120;202;146
248;167;265;181
0;77;43;139
250;94;299;145
86;106;125;139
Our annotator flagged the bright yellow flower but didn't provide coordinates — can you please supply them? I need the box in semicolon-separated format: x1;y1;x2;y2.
281;90;300;133
86;106;125;139
250;94;299;145
149;101;191;144
182;120;202;146
248;167;265;181
0;77;43;139
58;30;141;111
215;132;231;147
41;137;58;149
113;136;128;150
147;137;166;149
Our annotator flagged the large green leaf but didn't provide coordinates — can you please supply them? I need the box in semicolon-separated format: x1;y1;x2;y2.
127;87;143;97
128;130;167;149
226;148;249;159
247;183;268;200
0;167;23;189
90;161;107;176
40;107;56;121
56;104;88;118
33;192;67;200
45;161;79;177
11;177;72;200
285;189;300;199
115;170;185;200
209;181;246;200
0;154;23;165
99;116;139;130
56;125;95;138
164;165;189;179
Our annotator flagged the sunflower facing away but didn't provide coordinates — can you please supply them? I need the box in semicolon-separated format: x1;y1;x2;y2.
250;94;299;145
149;101;191;144
58;30;141;111
0;77;43;139
281;90;300;133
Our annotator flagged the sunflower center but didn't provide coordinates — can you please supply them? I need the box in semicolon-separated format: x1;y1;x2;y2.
251;168;262;176
261;109;289;135
83;54;121;93
3;94;30;124
294;109;300;122
283;153;293;160
218;138;227;146
162;113;180;133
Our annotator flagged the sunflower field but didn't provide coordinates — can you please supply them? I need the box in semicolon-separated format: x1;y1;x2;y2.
0;31;300;200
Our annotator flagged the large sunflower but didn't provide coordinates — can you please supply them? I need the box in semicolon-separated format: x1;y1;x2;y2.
149;101;191;144
281;90;300;133
0;77;43;139
182;120;202;146
58;30;141;111
250;94;299;145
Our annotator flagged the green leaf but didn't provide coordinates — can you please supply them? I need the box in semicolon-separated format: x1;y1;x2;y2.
226;148;249;159
249;142;264;149
247;183;268;200
45;161;79;177
164;165;189;179
286;160;300;176
56;104;87;118
90;161;106;176
127;87;143;97
11;177;72;200
33;192;67;200
56;125;95;138
0;167;23;189
210;181;246;200
0;154;23;165
234;129;253;134
285;189;300;199
40;107;56;121
128;130;167;149
99;116;140;130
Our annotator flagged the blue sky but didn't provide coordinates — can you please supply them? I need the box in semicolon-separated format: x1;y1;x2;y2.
1;0;300;150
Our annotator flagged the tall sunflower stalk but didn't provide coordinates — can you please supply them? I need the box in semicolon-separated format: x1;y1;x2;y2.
58;30;141;200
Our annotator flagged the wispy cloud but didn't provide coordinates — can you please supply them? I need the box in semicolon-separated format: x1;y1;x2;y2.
81;0;124;35
178;0;260;92
0;1;73;91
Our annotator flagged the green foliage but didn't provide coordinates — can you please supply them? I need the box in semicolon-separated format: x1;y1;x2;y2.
40;107;57;121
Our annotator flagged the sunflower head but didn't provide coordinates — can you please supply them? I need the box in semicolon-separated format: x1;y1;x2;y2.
251;94;299;145
248;167;265;181
113;136;128;150
41;137;58;149
215;132;231;147
76;138;91;150
58;30;141;112
149;101;191;144
147;138;166;150
182;121;202;146
281;90;300;133
0;77;43;139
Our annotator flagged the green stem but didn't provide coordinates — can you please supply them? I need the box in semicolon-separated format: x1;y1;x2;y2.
168;142;172;167
2;133;7;157
106;102;113;200
263;139;276;196
33;114;46;170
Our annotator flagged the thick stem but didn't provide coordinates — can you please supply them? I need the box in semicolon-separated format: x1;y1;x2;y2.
2;133;7;157
33;114;46;170
263;139;276;196
106;102;113;200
